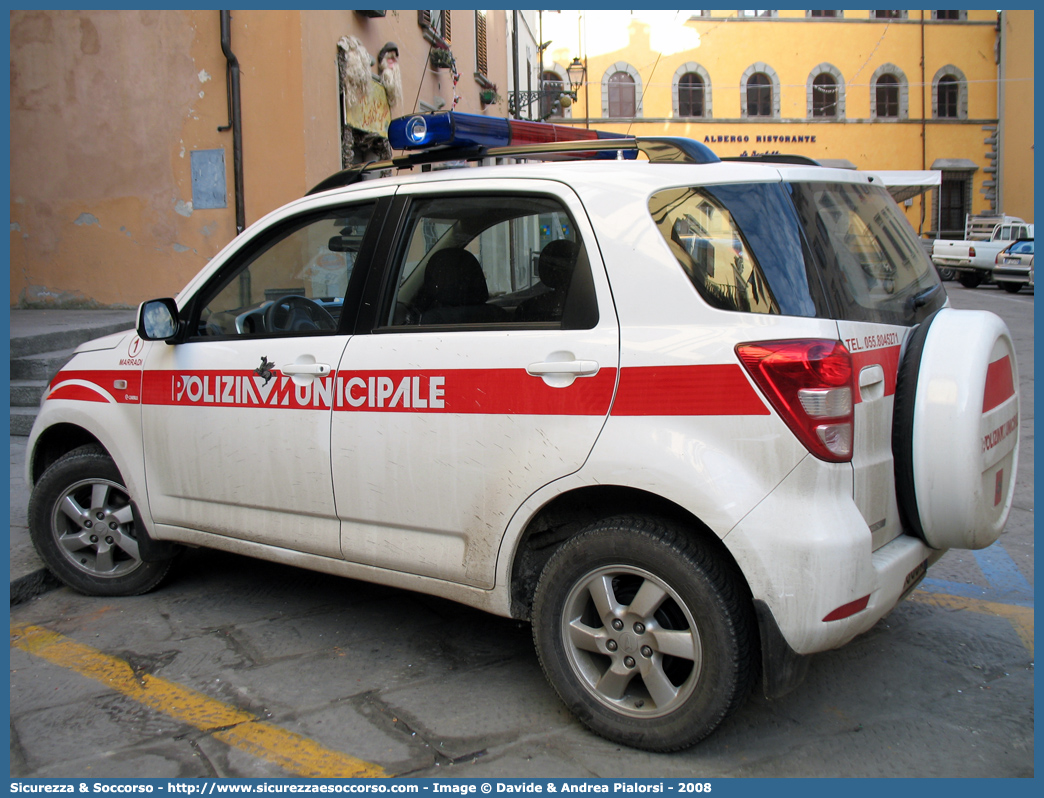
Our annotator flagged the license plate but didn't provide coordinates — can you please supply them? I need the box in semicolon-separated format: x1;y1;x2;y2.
1005;258;1021;264
901;558;929;597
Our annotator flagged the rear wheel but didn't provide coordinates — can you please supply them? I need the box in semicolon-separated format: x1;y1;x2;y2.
1000;282;1023;294
531;516;754;752
958;272;984;288
29;445;173;596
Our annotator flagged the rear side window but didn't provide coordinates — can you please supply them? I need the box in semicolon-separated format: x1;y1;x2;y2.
649;180;943;325
383;194;598;329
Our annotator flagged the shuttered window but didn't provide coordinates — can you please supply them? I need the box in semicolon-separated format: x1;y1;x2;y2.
418;10;451;44
475;10;488;77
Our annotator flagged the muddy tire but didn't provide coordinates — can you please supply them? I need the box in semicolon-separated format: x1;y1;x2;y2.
531;516;755;752
29;445;173;596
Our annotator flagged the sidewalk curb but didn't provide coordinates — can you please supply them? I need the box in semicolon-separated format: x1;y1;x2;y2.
11;567;61;606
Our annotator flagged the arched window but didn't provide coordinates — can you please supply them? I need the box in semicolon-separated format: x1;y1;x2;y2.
932;66;967;120
608;71;636;118
875;74;900;118
673;63;711;118
746;73;772;117
811;74;837;117
807;64;845;119
871;64;907;120
937;76;959;118
678;73;704;117
541;70;565;119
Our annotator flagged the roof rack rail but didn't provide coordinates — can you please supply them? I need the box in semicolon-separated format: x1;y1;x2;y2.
306;112;722;196
720;154;822;166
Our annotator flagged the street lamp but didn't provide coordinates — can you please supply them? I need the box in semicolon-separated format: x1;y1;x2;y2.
507;55;587;120
566;57;586;94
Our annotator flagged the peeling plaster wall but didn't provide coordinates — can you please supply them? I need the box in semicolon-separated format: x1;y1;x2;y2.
10;10;237;307
10;9;512;309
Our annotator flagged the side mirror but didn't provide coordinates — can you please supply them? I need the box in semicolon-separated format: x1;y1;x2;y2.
136;298;181;342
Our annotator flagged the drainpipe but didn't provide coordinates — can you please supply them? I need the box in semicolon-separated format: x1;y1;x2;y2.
511;11;520;119
219;10;245;236
920;11;927;236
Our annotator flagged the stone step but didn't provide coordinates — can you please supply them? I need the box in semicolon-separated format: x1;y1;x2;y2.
10;380;48;409
10;407;39;437
9;311;138;437
10;349;76;382
9;311;136;359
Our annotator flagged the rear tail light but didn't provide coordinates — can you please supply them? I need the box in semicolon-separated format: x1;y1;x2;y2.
969;246;977;258
736;339;855;463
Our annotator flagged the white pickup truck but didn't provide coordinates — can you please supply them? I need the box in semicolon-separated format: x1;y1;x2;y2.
932;215;1034;288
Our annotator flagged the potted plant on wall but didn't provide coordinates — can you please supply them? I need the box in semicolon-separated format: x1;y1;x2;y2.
480;86;500;106
429;47;455;70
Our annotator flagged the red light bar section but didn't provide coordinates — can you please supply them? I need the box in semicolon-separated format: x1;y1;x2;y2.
507;120;601;145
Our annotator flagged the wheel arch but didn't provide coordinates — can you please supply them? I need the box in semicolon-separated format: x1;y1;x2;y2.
29;423;105;486
508;485;750;622
507;484;812;700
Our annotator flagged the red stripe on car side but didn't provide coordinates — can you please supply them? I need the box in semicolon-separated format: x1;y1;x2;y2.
982;355;1015;412
141;368;619;416
47;370;142;404
610;365;769;416
47;384;110;403
56;366;775;418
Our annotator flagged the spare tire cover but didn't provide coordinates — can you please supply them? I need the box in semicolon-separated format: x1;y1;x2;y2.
893;308;1020;550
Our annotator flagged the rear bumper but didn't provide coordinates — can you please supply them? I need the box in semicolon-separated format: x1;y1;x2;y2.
724;455;939;656
993;266;1033;286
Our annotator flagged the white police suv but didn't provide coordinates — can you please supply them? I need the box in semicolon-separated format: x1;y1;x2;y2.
26;112;1020;752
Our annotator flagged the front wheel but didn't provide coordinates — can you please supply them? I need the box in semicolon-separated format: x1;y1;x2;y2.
531;517;755;751
29;445;174;596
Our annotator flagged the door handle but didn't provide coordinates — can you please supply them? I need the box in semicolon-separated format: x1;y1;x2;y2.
527;360;599;377
859;364;885;401
281;362;331;376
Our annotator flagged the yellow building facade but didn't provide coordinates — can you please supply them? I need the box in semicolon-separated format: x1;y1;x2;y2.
541;10;1032;239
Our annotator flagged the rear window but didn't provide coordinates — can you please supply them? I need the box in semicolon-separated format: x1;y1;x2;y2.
648;180;944;325
1008;240;1034;255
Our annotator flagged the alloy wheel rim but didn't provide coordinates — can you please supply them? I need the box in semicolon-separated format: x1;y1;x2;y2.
560;564;702;718
50;477;142;578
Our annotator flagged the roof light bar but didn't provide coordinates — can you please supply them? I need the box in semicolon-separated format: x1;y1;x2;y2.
389;111;627;153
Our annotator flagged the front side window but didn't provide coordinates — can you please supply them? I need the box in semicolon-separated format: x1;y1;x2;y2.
385;195;597;329
746;73;772;117
196;204;376;337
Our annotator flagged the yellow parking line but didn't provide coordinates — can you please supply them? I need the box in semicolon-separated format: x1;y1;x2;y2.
909;592;1034;655
10;623;387;778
